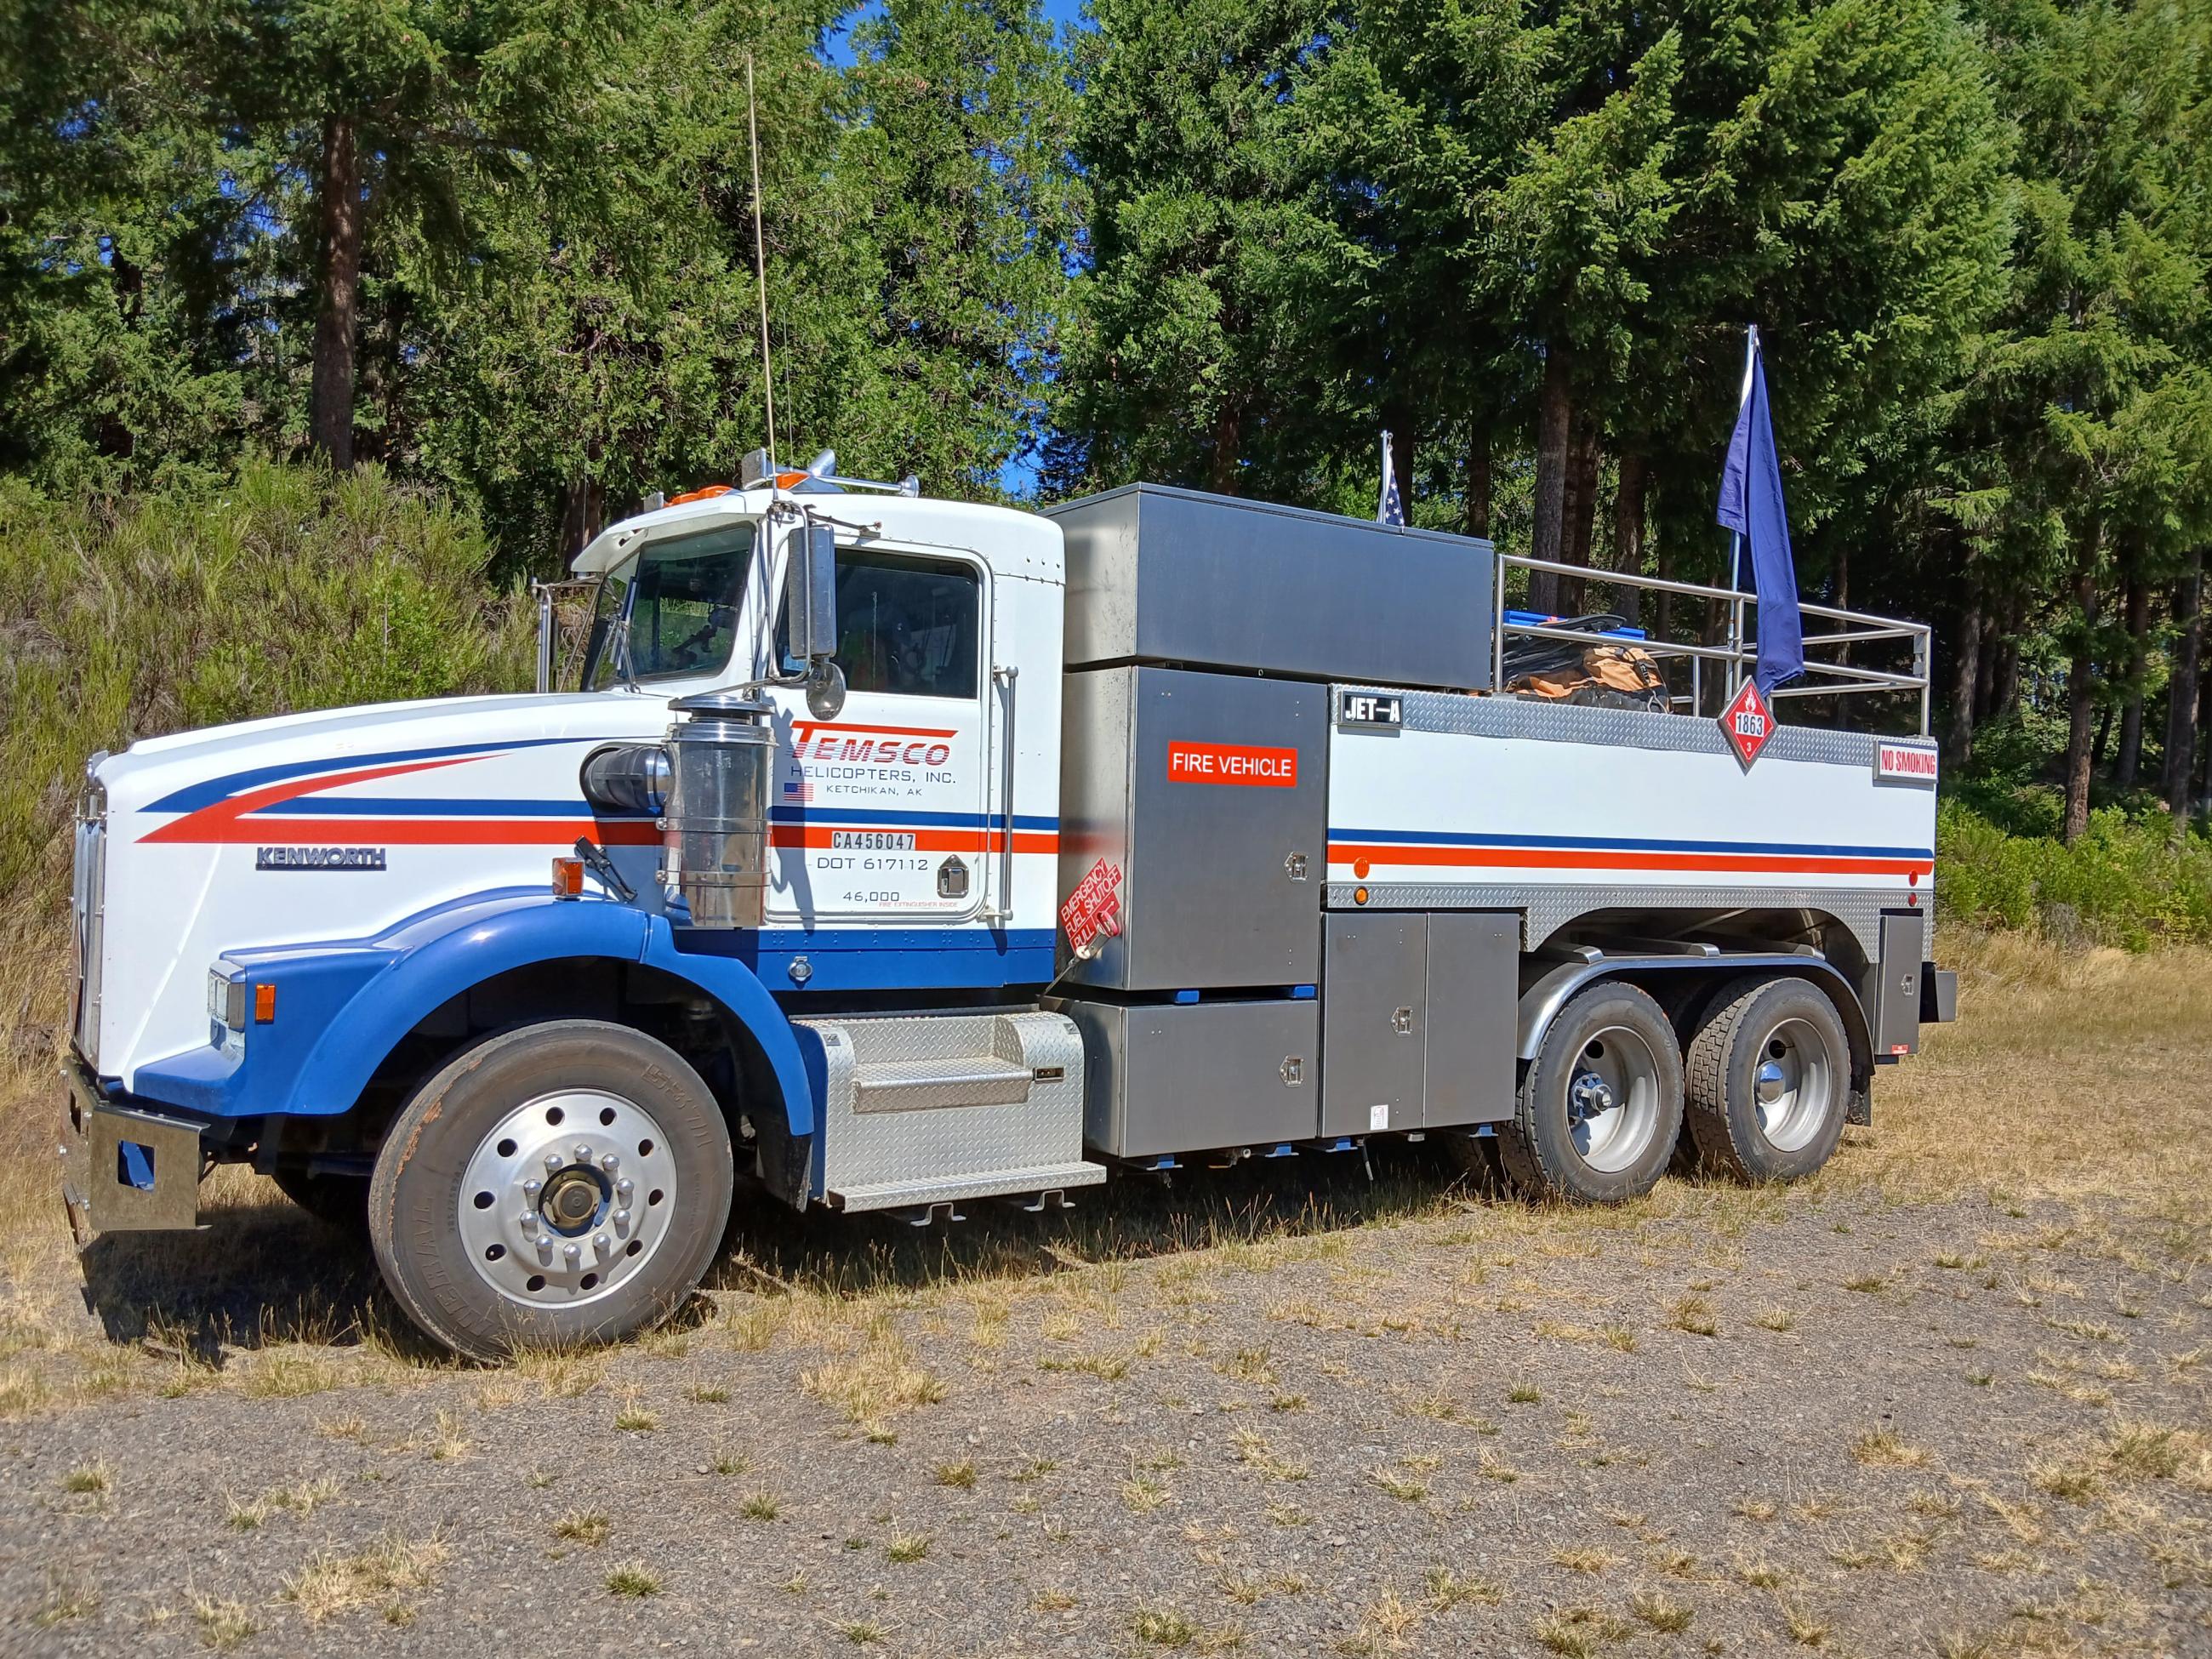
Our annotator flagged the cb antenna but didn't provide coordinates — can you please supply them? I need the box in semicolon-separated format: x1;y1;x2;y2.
746;52;778;470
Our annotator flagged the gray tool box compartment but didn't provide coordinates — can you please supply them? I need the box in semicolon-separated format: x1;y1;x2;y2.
1045;483;1494;691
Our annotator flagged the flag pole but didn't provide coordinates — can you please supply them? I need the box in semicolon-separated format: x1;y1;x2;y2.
1725;326;1758;699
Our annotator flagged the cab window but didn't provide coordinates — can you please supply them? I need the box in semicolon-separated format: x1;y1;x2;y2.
584;523;755;687
781;549;981;699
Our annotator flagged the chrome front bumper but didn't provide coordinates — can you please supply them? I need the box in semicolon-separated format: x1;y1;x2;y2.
60;1063;205;1246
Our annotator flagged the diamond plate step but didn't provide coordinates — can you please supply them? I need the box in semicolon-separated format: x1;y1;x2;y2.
828;1160;1108;1213
853;1053;1031;1114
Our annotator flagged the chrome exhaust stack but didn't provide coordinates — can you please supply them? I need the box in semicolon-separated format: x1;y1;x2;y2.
662;692;776;928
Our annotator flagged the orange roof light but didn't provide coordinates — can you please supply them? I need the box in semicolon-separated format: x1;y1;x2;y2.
773;470;807;489
665;483;734;507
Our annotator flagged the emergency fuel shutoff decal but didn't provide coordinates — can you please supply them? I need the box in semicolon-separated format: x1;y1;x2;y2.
1061;858;1123;958
1166;742;1298;787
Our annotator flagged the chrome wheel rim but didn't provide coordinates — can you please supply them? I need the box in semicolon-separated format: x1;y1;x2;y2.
1563;1024;1662;1174
1749;1016;1833;1154
457;1090;681;1309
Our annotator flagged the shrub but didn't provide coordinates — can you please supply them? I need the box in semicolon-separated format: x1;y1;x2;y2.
0;463;533;1153
1938;800;2212;950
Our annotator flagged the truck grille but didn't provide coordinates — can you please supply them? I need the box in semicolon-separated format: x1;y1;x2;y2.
70;767;107;1069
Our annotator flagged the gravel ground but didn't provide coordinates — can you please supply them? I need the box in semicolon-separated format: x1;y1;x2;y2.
2;1143;2208;1659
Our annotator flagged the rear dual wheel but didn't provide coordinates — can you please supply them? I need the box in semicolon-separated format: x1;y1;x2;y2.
1498;982;1684;1204
368;1021;733;1361
1497;973;1851;1203
1684;976;1851;1183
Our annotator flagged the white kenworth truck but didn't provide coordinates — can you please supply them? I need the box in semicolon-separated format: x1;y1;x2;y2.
62;453;1956;1358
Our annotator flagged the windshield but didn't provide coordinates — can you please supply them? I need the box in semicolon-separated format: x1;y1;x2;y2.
583;522;756;688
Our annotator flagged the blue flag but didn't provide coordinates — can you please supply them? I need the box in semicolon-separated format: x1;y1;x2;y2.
1716;329;1804;694
1377;431;1405;527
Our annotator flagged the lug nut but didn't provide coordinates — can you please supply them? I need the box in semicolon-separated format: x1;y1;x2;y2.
599;1152;619;1172
562;1241;581;1265
593;1233;611;1257
516;1210;539;1235
536;1239;554;1263
612;1208;631;1234
615;1177;634;1200
522;1177;542;1198
544;1152;562;1172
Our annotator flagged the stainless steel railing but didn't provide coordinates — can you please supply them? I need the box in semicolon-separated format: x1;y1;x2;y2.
1491;552;1933;736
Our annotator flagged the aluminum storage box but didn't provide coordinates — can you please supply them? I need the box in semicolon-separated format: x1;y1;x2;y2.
1052;996;1319;1158
1058;666;1326;991
1044;483;1495;691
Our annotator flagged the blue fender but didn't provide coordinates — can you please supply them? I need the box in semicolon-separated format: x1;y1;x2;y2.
131;890;813;1138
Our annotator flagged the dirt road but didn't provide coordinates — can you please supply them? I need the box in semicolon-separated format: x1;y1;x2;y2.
3;933;2207;1656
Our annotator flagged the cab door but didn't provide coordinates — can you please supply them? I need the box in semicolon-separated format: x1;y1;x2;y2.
763;541;992;925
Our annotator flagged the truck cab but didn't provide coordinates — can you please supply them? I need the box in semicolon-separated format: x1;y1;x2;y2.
62;457;1954;1360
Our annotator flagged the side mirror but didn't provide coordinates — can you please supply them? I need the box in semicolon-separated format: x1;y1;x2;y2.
784;520;838;663
805;658;847;721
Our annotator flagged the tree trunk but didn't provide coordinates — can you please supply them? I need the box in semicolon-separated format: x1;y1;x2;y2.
1208;402;1241;494
1610;452;1648;629
561;473;606;560
1463;427;1491;540
309;113;364;470
2115;572;2149;788
2169;551;2203;828
1830;542;1851;668
1654;539;1673;654
2061;556;2100;844
1974;590;1999;724
1949;587;1982;763
1526;344;1572;613
1993;593;2025;723
1562;413;1599;613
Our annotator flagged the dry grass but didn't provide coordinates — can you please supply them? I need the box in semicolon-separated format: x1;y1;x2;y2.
281;1531;448;1624
1853;932;2212;1211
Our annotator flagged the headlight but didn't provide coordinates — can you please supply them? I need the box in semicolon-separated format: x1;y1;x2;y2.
208;965;247;1032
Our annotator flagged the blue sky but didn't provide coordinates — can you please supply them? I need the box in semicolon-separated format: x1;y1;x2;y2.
821;0;1090;69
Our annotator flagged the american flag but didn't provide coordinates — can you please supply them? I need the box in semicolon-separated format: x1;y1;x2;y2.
783;776;813;804
1377;430;1405;526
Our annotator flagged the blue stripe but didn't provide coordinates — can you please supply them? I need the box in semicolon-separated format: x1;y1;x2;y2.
769;807;1059;831
146;738;579;812
1330;826;1932;859
674;926;1058;993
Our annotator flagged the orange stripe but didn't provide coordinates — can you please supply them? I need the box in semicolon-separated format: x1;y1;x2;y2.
1328;843;1930;878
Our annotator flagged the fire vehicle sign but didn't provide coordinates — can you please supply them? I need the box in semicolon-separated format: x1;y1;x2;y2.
1166;742;1298;787
1719;679;1776;769
1061;858;1124;959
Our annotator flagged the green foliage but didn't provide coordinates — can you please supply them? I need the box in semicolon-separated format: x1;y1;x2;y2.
0;463;533;909
1939;800;2212;949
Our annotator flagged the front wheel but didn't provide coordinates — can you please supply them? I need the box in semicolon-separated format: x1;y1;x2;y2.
1498;981;1685;1204
368;1020;733;1361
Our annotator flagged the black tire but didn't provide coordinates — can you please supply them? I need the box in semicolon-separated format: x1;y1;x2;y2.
368;1020;733;1361
271;1168;369;1234
1684;975;1851;1183
1498;982;1684;1203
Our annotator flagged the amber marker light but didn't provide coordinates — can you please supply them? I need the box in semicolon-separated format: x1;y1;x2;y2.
253;983;276;1023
